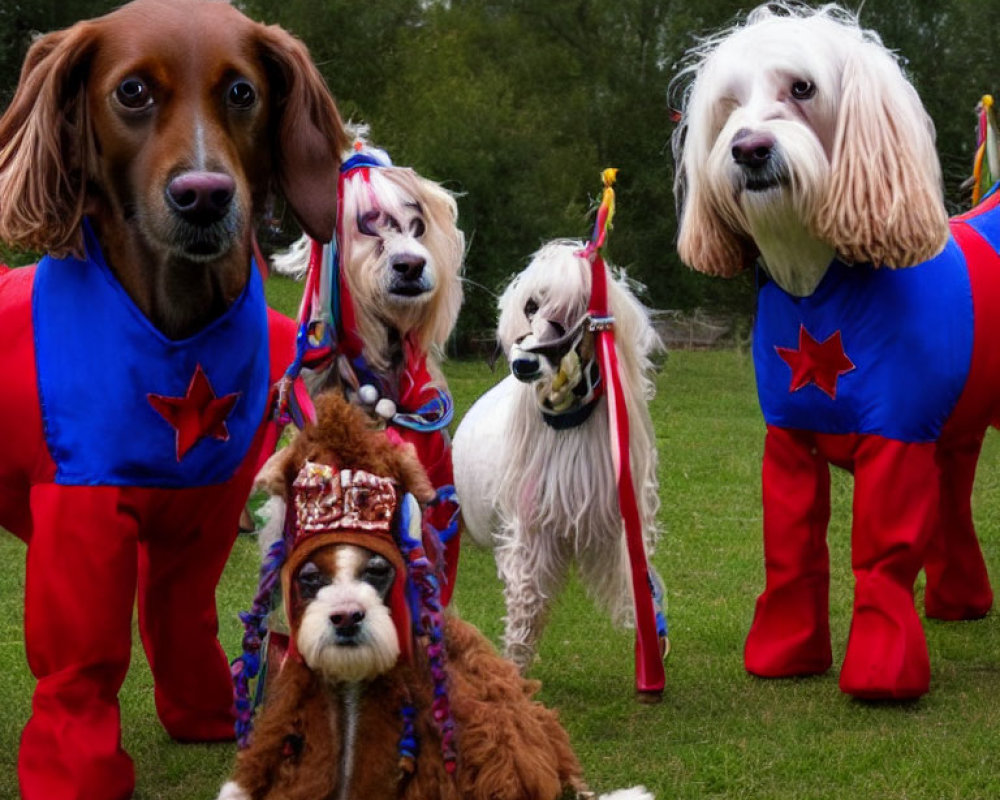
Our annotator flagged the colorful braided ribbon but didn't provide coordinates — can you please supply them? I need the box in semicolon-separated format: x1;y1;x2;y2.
973;95;1000;206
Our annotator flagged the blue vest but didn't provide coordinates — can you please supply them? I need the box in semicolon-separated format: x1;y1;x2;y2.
753;239;975;443
33;221;270;487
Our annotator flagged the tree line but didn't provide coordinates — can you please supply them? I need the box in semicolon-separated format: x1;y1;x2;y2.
1;0;997;351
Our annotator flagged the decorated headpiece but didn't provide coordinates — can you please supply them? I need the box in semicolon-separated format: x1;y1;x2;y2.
280;141;394;405
973;95;1000;206
279;461;413;663
230;456;456;773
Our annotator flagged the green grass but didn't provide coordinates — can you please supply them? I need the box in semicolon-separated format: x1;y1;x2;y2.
3;348;1000;798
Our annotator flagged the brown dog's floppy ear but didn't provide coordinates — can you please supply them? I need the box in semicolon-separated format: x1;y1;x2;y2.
814;43;948;267
256;25;348;243
0;23;99;257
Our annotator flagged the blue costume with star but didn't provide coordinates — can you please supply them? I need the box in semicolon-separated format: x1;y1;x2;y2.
0;222;297;793
34;221;270;487
753;238;974;442
744;189;1000;700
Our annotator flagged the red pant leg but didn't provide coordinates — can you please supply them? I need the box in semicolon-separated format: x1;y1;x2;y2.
136;485;243;742
20;484;137;800
838;436;935;699
745;426;833;678
924;433;993;619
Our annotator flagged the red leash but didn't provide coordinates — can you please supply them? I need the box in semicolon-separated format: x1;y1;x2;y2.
582;169;665;698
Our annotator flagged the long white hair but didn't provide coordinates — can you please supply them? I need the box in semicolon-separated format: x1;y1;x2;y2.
273;137;464;378
493;241;661;623
672;2;948;277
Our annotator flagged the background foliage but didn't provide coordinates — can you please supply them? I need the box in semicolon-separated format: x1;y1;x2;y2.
0;0;997;345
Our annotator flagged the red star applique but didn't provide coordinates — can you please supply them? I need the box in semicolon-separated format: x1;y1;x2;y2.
148;365;240;461
775;325;855;400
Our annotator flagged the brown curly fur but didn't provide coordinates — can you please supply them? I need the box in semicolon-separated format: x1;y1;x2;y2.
229;617;585;800
255;390;435;505
443;617;585;800
229;389;588;799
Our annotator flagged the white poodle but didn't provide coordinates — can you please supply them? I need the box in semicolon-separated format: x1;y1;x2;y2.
453;241;666;674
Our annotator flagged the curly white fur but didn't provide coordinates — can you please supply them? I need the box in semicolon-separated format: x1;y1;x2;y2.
453;241;662;671
597;790;654;800
672;2;949;291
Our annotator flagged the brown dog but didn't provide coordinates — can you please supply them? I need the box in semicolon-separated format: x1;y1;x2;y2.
0;1;346;797
220;392;653;800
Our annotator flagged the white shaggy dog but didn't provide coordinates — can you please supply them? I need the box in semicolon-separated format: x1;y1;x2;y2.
673;2;946;290
672;3;1000;699
453;241;665;673
272;137;466;599
273;139;464;392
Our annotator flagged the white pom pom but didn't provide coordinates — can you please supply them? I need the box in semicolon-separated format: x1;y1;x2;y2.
216;782;252;800
358;384;380;405
597;788;654;800
375;398;397;420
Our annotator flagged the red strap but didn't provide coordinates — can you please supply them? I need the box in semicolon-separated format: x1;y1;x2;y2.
587;249;665;696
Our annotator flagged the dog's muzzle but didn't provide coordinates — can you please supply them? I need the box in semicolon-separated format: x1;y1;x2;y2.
163;169;239;258
511;318;586;384
389;254;431;298
511;351;542;382
731;129;788;192
331;606;366;644
511;317;603;429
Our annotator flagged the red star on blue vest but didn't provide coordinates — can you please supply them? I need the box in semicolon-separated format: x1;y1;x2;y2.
148;365;240;461
775;325;855;400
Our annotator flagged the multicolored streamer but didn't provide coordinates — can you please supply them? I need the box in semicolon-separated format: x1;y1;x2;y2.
973;95;1000;206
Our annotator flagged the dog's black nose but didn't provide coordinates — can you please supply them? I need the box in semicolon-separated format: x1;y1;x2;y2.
166;171;235;225
511;354;541;382
331;609;365;638
391;255;426;282
731;131;775;170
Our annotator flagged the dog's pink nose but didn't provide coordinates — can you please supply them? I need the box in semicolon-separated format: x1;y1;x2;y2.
731;131;775;169
166;170;235;225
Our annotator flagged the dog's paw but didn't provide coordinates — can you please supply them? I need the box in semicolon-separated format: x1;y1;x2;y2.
216;781;251;800
597;787;655;800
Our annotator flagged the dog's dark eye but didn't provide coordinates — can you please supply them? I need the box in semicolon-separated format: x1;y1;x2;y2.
790;80;815;100
296;562;329;600
524;298;539;321
362;556;395;598
227;79;257;109
115;77;152;110
358;210;381;237
410;218;426;238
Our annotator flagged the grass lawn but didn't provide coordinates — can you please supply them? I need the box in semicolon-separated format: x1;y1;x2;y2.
2;342;1000;798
